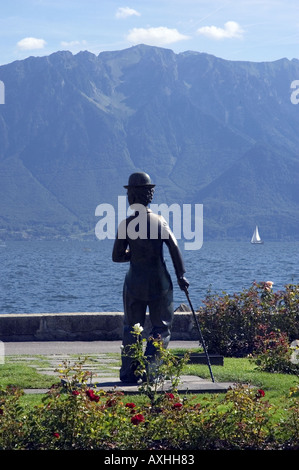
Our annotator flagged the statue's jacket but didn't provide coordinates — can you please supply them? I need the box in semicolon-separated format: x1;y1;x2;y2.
112;208;185;301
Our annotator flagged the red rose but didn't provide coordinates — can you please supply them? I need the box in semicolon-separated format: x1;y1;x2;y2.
165;393;175;400
172;402;183;409
86;389;95;399
53;432;60;439
72;390;80;396
131;414;145;425
256;389;265;398
125;402;136;409
86;389;100;402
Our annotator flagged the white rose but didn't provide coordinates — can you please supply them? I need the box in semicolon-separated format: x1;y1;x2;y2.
133;323;144;335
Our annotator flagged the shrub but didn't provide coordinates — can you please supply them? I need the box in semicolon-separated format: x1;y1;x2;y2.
0;385;25;449
175;384;274;450
274;384;299;448
121;323;190;408
252;327;299;374
0;358;298;450
196;283;299;357
23;359;134;450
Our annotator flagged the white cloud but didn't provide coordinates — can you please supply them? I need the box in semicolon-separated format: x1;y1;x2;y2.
197;21;244;40
60;40;87;48
17;37;47;50
116;7;141;19
127;27;190;46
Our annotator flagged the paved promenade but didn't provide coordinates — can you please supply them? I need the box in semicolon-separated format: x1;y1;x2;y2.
4;339;198;355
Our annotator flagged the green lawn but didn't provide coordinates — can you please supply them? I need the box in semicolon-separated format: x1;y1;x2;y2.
0;362;58;389
184;358;298;411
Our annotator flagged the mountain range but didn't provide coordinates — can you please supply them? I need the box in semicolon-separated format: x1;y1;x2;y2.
0;44;298;241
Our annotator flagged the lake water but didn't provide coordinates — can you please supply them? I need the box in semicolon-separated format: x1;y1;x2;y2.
0;240;298;314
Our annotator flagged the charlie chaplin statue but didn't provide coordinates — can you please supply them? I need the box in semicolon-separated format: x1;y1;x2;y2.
112;172;189;383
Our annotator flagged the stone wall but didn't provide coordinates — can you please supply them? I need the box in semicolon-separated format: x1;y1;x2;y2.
0;312;199;342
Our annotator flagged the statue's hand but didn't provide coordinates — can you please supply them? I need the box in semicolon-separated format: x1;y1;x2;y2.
177;276;189;291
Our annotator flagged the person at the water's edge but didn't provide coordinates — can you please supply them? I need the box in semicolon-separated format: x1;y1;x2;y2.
112;172;189;383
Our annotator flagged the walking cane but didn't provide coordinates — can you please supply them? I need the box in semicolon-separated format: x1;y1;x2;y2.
183;287;215;383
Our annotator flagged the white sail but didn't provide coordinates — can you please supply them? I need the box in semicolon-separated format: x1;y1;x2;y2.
251;226;262;244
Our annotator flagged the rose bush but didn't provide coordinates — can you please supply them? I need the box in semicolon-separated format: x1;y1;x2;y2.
196;283;299;357
252;327;299;374
0;357;298;450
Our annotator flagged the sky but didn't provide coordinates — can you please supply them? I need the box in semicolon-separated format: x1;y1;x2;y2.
1;0;299;66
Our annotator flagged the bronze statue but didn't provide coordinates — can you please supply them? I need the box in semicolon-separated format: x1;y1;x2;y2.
112;172;189;383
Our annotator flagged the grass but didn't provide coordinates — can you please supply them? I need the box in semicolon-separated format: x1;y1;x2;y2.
184;358;298;414
0;362;58;389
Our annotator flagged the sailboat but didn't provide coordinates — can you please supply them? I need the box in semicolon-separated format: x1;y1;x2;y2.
251;226;263;244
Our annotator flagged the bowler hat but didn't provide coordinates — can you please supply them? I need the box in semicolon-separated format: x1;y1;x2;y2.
124;172;155;189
